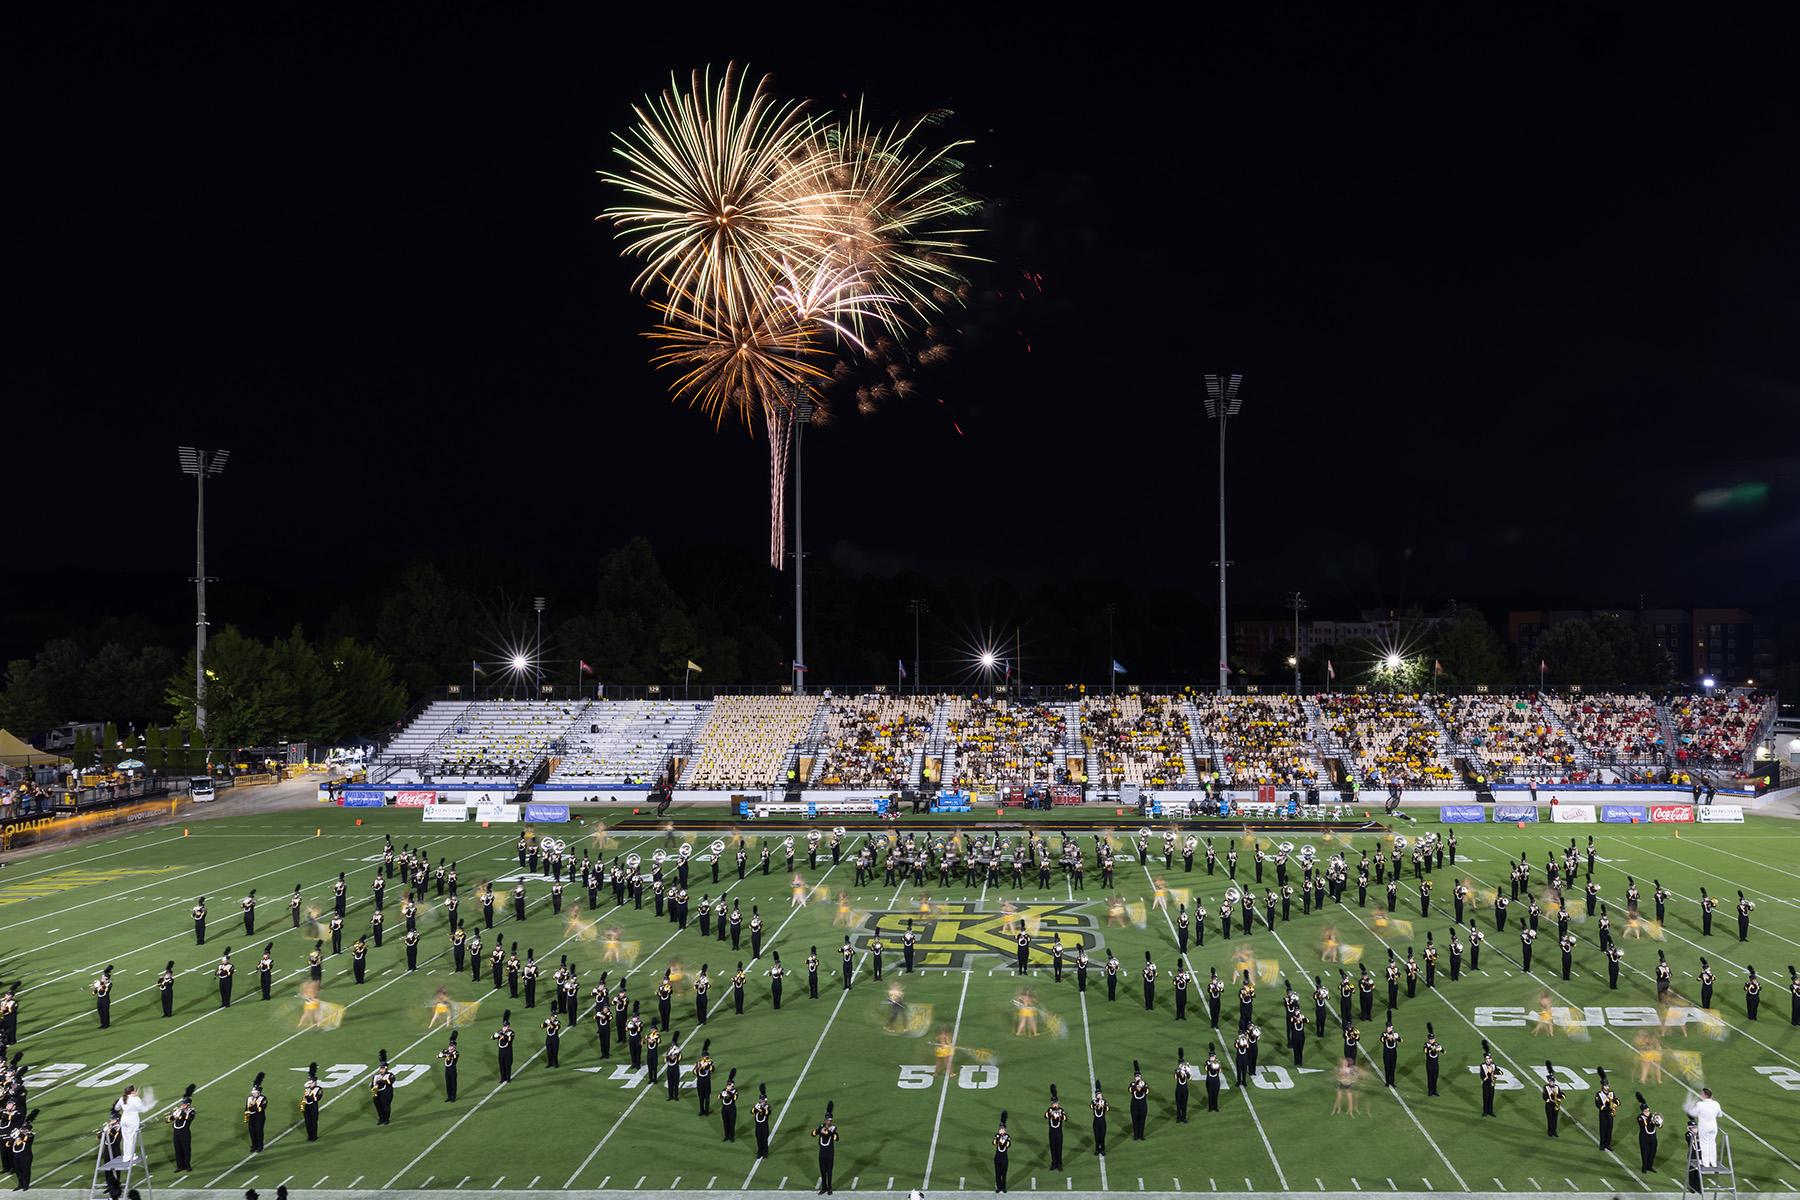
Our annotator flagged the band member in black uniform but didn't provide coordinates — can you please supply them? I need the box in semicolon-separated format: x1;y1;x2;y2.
481;885;496;929
1380;1014;1400;1087
513;882;528;923
301;1063;323;1139
252;943;272;1000
438;1032;459;1101
753;1084;772;1157
1174;1049;1192;1122
162;1083;197;1170
1142;953;1157;1010
1737;891;1754;941
813;1102;838;1195
1105;951;1119;1002
92;965;113;1028
334;872;348;918
494;1011;515;1082
1790;965;1800;1026
840;937;854;989
290;883;304;929
1090;1080;1108;1156
1128;1062;1149;1139
993;1111;1011;1193
1422;1023;1443;1096
330;912;345;956
352;933;369;984
543;1011;562;1067
694;1039;714;1114
1541;1060;1563;1136
1202;1045;1222;1111
216;948;235;1007
371;1050;395;1125
243;1073;267;1152
1045;1085;1066;1169
1699;887;1716;936
1635;1092;1662;1171
717;1066;739;1139
1288;1007;1308;1066
1745;965;1761;1019
664;1029;683;1100
1593;1067;1618;1150
1238;971;1255;1031
404;926;421;972
769;952;787;1009
1698;959;1716;1009
1478;1042;1497;1116
193;896;207;944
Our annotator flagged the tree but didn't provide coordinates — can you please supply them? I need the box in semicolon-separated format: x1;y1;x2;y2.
324;636;408;739
1431;608;1506;685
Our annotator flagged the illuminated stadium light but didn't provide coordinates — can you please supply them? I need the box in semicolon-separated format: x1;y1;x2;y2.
511;654;531;673
979;651;998;670
1385;652;1403;670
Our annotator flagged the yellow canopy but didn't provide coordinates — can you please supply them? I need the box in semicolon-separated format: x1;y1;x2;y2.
0;730;70;768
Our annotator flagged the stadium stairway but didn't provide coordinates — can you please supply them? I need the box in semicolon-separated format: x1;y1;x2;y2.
1180;697;1227;780
1537;698;1597;774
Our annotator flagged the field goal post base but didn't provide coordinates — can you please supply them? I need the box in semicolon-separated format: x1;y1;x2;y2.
1687;1131;1736;1200
90;1142;152;1200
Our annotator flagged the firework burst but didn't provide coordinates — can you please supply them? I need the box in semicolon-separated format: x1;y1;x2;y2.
602;64;981;566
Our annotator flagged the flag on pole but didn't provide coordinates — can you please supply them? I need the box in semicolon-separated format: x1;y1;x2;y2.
471;660;486;676
1111;660;1127;675
791;661;809;673
1539;659;1547;674
579;660;593;676
686;660;703;673
1219;660;1232;675
1327;660;1336;680
1003;659;1012;682
897;659;908;679
1433;659;1443;676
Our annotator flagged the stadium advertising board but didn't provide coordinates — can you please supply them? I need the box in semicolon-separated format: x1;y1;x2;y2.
1439;805;1486;823
1493;803;1539;823
394;790;435;807
1649;804;1694;823
422;805;467;823
1696;804;1745;823
340;797;384;808
475;802;521;823
1550;804;1596;823
523;803;570;823
1600;805;1648;823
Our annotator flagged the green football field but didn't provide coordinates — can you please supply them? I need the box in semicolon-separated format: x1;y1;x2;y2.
4;805;1799;1198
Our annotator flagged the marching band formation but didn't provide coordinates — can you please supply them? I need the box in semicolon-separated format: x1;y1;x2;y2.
0;820;1783;1194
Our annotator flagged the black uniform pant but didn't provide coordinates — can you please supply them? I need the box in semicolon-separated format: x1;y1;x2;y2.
1599;1112;1613;1151
1093;1118;1106;1155
1131;1098;1146;1139
546;1036;560;1067
1383;1049;1397;1086
667;1064;680;1100
498;1048;513;1082
161;988;173;1017
756;1121;770;1157
1547;1105;1559;1136
219;979;232;1007
1426;1057;1439;1095
97;997;110;1028
304;1103;319;1139
1482;1083;1495;1116
1048;1126;1063;1168
819;1146;834;1193
1639;1132;1656;1172
722;1104;736;1139
444;1065;458;1101
1107;974;1117;1001
244;912;254;935
374;1091;392;1124
1144;982;1155;1010
248;1115;265;1151
994;1150;1008;1193
1175;1084;1189;1122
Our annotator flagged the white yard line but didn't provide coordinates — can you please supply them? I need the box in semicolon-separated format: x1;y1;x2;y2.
1137;859;1293;1189
740;874;909;1191
920;967;973;1190
1076;981;1110;1190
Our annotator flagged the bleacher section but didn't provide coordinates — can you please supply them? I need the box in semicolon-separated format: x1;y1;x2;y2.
1081;694;1196;788
943;696;1068;791
1189;694;1326;787
1317;693;1457;788
369;689;1771;794
679;695;821;791
1429;693;1582;782
545;700;710;787
1546;693;1664;763
374;700;587;788
809;694;936;789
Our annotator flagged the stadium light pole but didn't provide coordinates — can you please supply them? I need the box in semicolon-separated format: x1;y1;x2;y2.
1289;591;1306;694
178;448;229;738
534;597;546;693
907;598;929;693
1203;374;1244;695
792;397;816;695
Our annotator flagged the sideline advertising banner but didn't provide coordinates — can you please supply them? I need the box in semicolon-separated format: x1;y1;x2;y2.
475;802;521;823
1551;805;1596;823
1649;804;1694;824
394;790;435;807
341;797;384;809
1696;805;1745;824
1439;805;1487;823
1600;805;1648;823
422;805;468;823
523;803;570;823
1493;803;1540;823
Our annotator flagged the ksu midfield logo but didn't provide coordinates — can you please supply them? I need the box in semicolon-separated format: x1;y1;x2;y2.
862;902;1099;968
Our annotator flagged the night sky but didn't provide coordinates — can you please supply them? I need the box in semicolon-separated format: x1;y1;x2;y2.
14;6;1799;648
